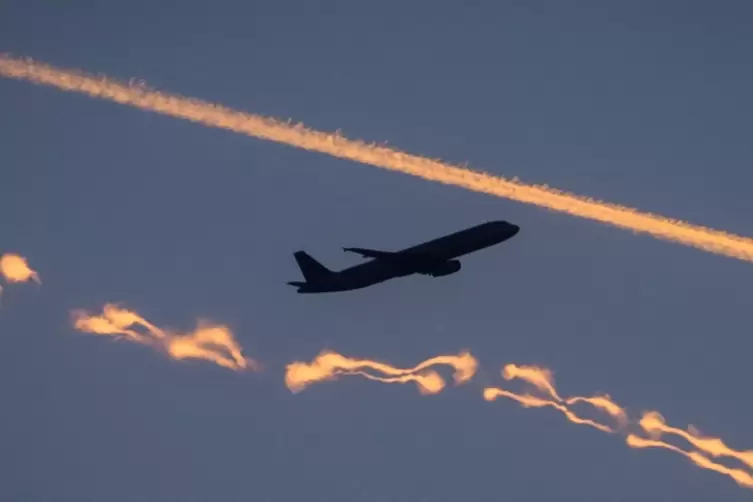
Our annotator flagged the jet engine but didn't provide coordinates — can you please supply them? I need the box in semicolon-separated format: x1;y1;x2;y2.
429;260;461;277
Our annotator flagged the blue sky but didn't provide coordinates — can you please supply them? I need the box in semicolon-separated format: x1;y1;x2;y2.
1;1;752;500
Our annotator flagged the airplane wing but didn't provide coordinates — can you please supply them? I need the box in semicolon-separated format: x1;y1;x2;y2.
344;246;462;277
343;247;398;259
343;247;443;273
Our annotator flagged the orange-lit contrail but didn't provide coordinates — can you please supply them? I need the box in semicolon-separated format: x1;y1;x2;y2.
71;303;259;371
484;364;627;434
2;55;753;264
626;435;753;489
484;364;752;489
625;411;753;488
0;253;41;285
285;349;477;394
0;252;41;302
637;411;753;469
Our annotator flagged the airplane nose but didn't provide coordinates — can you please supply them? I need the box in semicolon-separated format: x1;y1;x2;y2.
491;221;519;236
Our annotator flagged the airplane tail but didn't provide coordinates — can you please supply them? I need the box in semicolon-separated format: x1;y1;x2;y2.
292;251;333;282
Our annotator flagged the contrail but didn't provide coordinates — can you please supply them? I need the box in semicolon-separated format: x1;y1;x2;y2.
626;435;753;488
0;252;40;301
65;300;753;491
627;411;753;487
71;303;260;371
285;349;477;394
0;253;40;285
2;55;753;263
483;363;628;434
483;364;753;489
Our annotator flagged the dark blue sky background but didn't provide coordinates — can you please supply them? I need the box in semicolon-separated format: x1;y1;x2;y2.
2;1;752;500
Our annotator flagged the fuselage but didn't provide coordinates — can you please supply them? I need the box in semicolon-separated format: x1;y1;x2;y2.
295;220;519;293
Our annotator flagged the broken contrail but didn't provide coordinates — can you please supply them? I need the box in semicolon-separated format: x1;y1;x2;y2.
483;364;753;489
71;303;259;371
0;252;41;301
483;363;628;434
2;54;753;263
66;300;752;491
285;349;477;394
0;253;40;285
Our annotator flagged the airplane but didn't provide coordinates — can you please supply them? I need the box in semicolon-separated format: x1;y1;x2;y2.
287;220;520;293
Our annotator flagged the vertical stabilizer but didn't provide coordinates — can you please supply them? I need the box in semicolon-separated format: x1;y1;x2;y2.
293;251;332;282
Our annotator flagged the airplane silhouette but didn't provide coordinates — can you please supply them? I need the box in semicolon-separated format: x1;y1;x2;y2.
287;220;519;293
